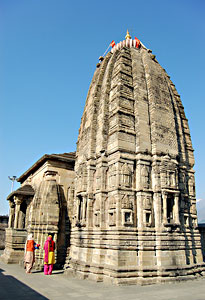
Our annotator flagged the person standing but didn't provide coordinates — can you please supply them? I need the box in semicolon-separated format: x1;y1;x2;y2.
24;233;40;274
44;234;55;275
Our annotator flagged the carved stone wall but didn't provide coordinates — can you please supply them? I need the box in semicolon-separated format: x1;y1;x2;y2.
68;40;204;285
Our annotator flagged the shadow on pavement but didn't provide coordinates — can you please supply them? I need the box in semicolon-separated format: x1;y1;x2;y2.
0;268;48;300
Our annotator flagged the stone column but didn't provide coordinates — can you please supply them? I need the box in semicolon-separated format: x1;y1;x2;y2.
76;197;80;221
86;197;93;227
153;192;162;229
82;196;87;222
14;197;22;229
162;192;168;223
116;194;121;227
174;193;180;225
8;201;15;228
137;192;143;228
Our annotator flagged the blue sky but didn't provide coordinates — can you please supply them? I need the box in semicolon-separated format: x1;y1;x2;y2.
1;0;205;219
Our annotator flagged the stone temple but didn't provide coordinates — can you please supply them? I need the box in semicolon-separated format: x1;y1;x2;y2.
2;32;205;284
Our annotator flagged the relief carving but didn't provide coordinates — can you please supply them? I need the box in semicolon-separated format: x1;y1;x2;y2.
121;163;132;188
190;203;197;215
109;164;117;188
166;171;176;187
108;196;116;226
144;195;152;210
94;198;100;227
188;175;195;196
152;166;161;190
141;165;150;189
179;171;187;193
121;195;133;209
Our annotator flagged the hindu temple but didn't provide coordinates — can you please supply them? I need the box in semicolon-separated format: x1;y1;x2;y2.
2;31;204;285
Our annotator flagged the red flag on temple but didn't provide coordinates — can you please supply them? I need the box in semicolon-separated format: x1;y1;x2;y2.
135;37;140;48
110;40;116;48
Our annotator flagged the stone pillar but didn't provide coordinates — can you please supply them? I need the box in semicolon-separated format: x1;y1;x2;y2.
8;201;15;228
162;192;167;224
14;197;22;229
82;196;87;223
137;193;143;228
76;197;80;221
86;197;93;227
174;193;180;225
116;194;121;227
153;192;162;229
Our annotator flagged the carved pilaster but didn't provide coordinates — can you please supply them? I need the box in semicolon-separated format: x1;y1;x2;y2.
8;201;15;228
162;192;168;224
174;194;180;225
137;193;143;228
14;196;23;229
153;192;162;228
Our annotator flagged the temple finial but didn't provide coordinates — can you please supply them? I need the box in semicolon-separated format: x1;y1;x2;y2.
125;29;131;40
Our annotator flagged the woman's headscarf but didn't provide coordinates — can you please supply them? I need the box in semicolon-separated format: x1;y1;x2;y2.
24;233;34;253
27;233;34;240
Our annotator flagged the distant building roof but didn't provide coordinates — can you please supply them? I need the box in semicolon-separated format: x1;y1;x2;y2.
18;152;76;183
198;223;205;228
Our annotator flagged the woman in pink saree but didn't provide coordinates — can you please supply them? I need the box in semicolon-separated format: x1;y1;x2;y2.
44;234;55;275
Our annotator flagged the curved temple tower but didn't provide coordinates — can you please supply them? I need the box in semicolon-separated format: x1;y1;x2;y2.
68;33;204;284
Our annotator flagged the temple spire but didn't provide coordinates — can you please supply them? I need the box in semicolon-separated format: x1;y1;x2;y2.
125;29;131;40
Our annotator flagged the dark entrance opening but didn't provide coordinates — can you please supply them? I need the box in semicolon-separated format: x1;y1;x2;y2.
20;201;27;228
78;195;83;221
167;194;174;224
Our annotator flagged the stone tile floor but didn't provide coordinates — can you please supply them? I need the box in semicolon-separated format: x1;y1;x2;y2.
0;257;205;300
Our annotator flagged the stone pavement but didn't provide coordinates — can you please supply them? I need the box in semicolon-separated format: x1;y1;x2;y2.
1;259;205;300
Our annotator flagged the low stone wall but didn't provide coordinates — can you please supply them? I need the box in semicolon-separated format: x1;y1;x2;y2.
1;228;27;264
0;216;8;249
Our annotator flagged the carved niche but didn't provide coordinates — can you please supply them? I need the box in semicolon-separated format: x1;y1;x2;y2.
120;163;132;188
188;175;195;196
179;171;188;193
76;164;88;192
121;195;133;226
141;165;151;189
190;203;197;215
142;194;153;227
144;195;152;210
93;197;100;227
166;170;177;188
108;196;116;226
160;155;178;189
152;165;160;190
182;197;190;214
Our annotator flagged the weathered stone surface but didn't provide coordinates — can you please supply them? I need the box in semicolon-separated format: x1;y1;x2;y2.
1;228;27;263
67;39;205;284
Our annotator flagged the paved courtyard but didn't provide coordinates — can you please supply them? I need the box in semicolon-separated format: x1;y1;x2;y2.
0;258;205;300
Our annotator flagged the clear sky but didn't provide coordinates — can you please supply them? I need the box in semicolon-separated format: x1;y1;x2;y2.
1;0;205;220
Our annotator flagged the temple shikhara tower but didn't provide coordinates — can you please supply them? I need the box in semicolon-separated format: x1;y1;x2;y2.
2;31;204;284
68;31;204;284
